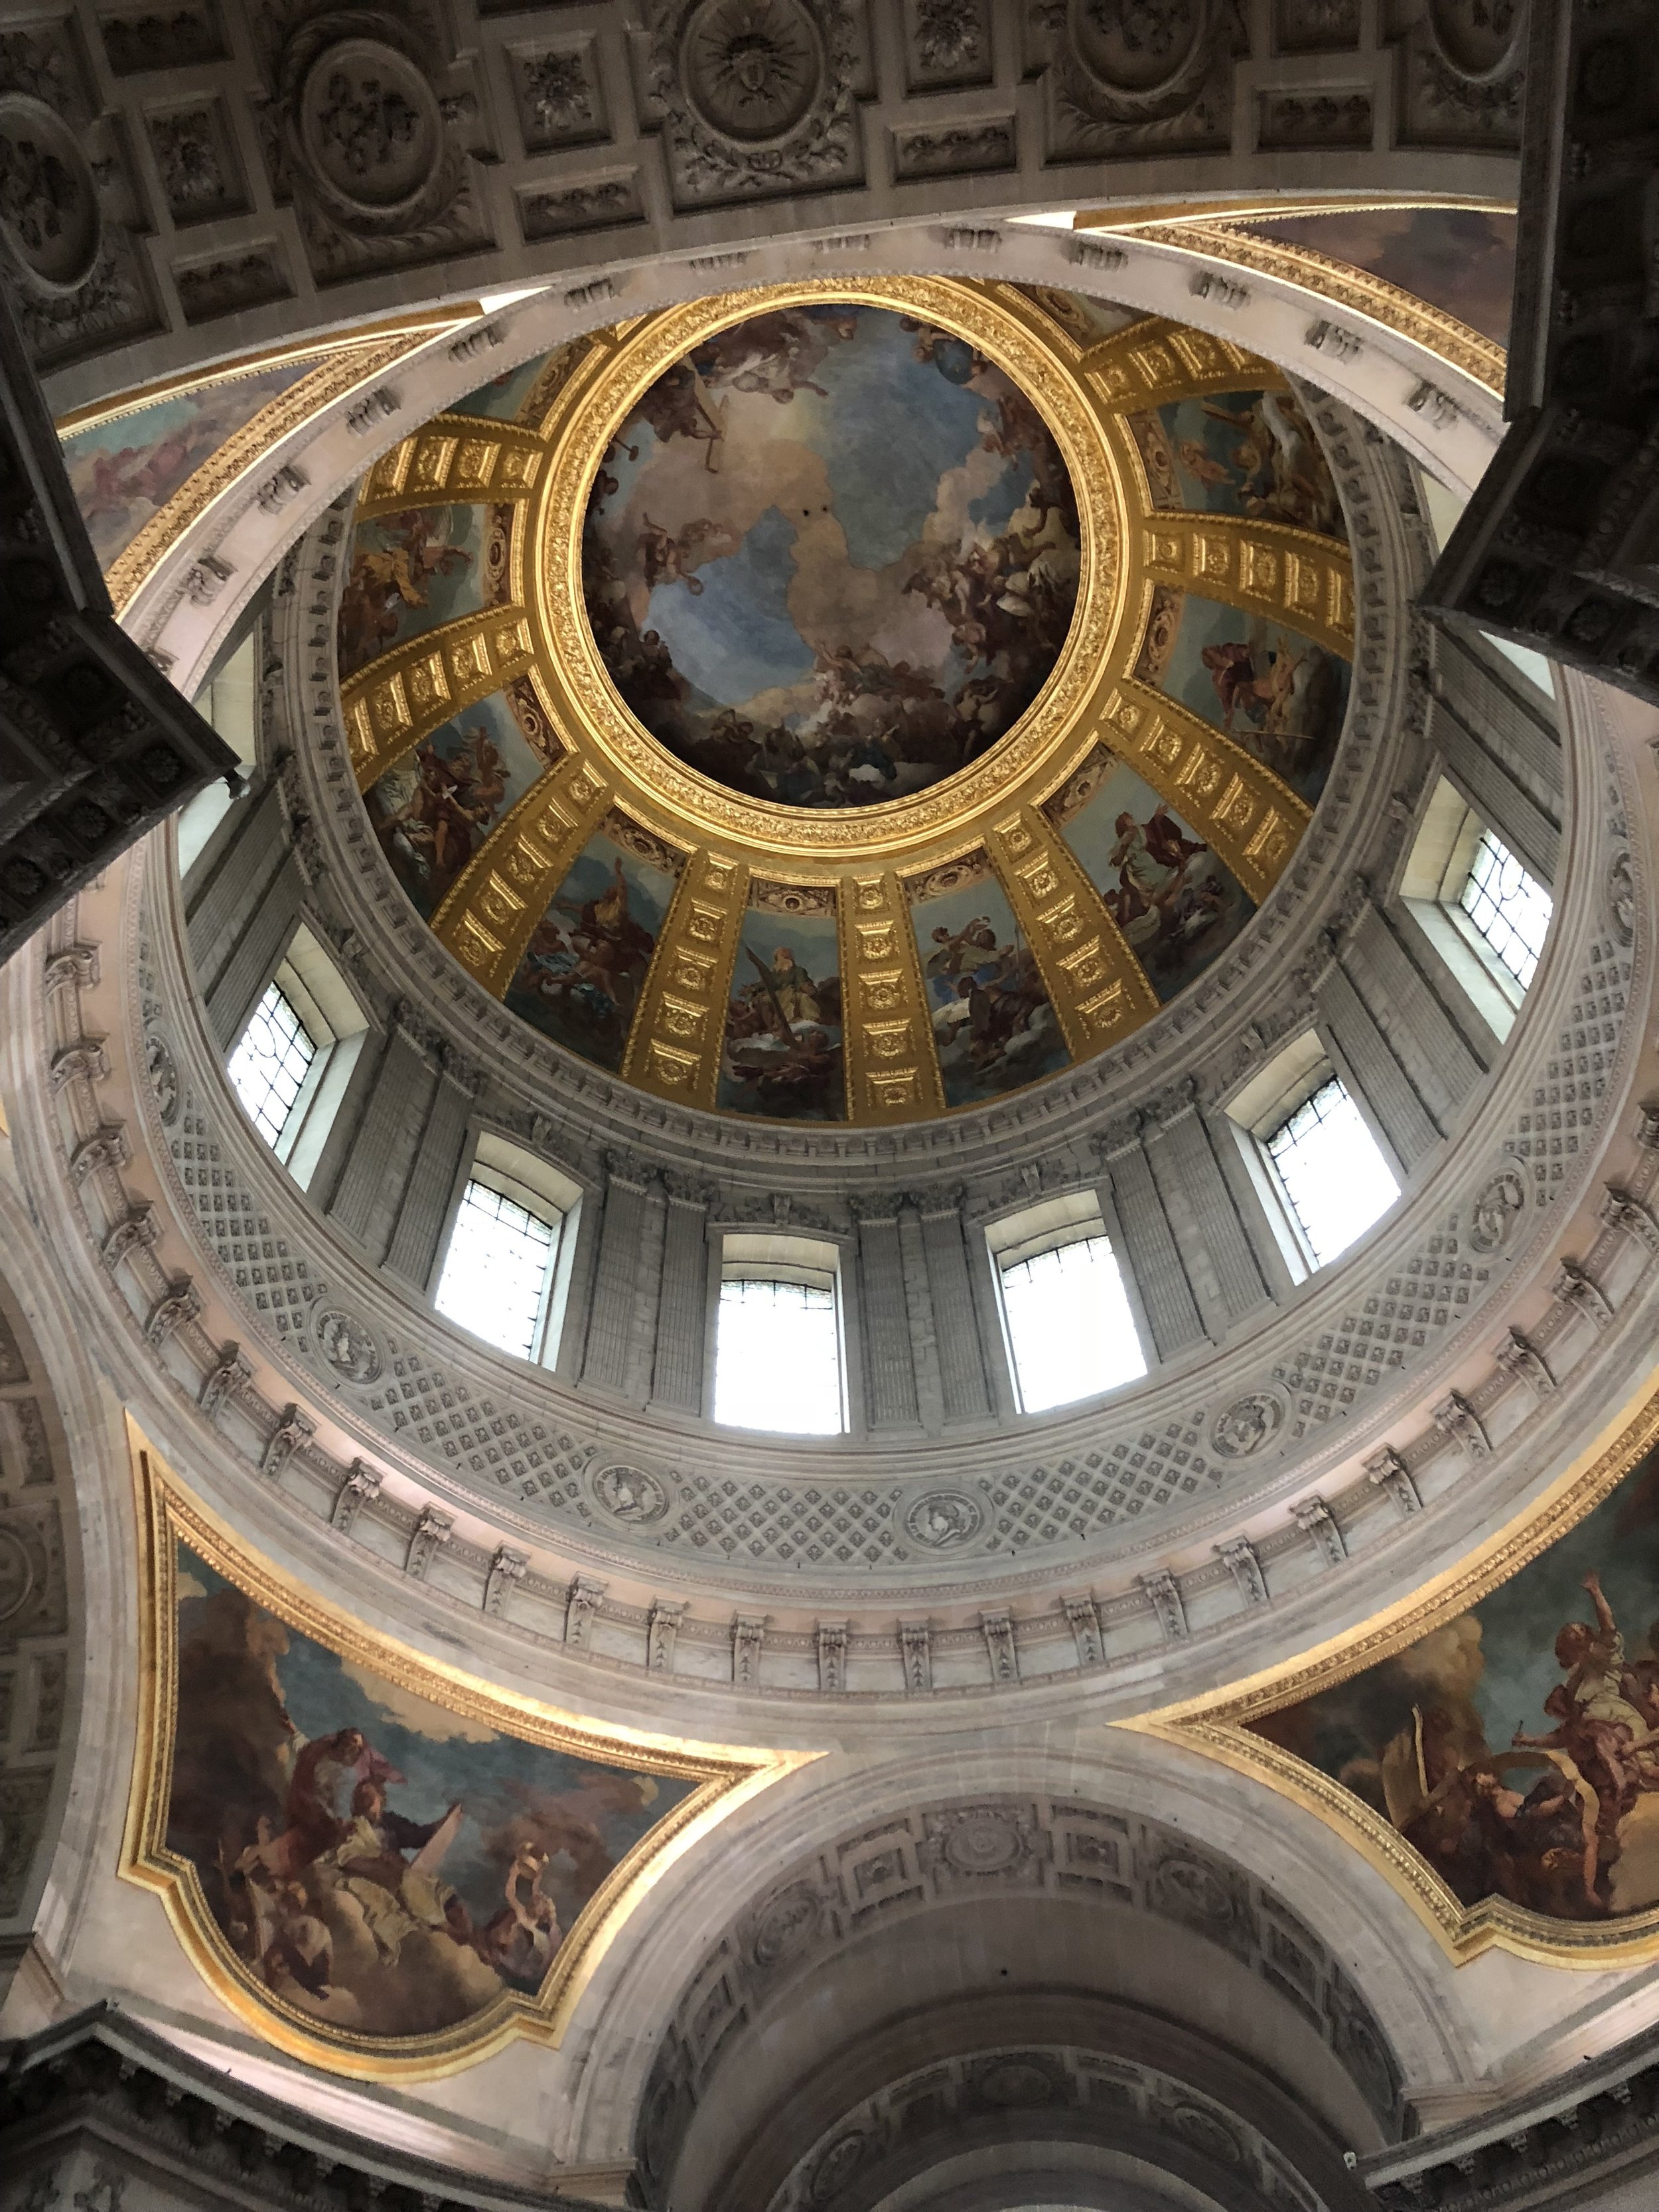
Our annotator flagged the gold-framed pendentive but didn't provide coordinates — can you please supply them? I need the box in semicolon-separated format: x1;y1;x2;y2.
1121;1368;1659;1966
121;1427;814;2079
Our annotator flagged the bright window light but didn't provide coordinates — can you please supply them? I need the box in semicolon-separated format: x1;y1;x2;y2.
435;1177;559;1361
228;983;317;1150
1265;1077;1400;1268
1457;830;1552;992
999;1234;1147;1414
714;1277;843;1435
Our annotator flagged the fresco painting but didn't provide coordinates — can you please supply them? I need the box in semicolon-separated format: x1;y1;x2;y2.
717;901;845;1120
581;302;1081;809
61;362;313;568
1234;206;1518;348
363;690;545;920
1128;385;1346;539
338;505;486;678
453;354;553;424
1013;283;1141;349
1048;747;1255;1003
1137;585;1350;806
163;1542;697;2037
506;827;676;1072
908;862;1070;1109
1248;1445;1659;1925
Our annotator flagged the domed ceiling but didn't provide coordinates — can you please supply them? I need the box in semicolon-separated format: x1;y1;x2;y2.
338;279;1354;1125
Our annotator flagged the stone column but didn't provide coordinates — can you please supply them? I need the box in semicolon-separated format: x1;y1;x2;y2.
382;1047;478;1291
897;1198;944;1435
1314;947;1437;1169
651;1177;712;1414
918;1189;991;1424
581;1151;656;1398
1097;1118;1204;1361
853;1199;919;1430
1347;902;1483;1130
1151;1084;1270;1332
325;1010;435;1263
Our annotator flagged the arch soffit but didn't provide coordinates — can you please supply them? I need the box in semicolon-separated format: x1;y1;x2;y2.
120;219;1505;705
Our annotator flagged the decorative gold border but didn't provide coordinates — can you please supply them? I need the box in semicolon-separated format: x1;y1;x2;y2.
102;324;470;615
120;1423;811;2077
348;278;1354;1120
1114;218;1506;397
1121;1368;1659;1966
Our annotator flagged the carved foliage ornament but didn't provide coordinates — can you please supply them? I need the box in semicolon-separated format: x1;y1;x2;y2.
646;0;859;204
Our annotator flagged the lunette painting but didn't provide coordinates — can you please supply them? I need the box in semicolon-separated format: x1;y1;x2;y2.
162;1541;699;2038
1127;384;1347;540
717;899;846;1120
908;859;1071;1109
1248;1441;1659;1925
1233;206;1518;348
504;822;678;1072
338;505;488;678
581;301;1081;810
1136;584;1351;806
364;688;545;919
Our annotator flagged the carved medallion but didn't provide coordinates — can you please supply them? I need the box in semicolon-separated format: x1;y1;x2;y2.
975;2055;1058;2107
591;1462;672;1522
145;1029;180;1126
1208;1388;1285;1460
299;37;443;216
682;0;823;142
0;1528;35;1623
0;96;100;292
1167;2101;1242;2164
904;1489;983;1548
808;2132;868;2202
1425;0;1522;82
313;1307;382;1383
751;1878;824;1965
933;1806;1031;1875
1072;0;1208;94
1468;1166;1526;1253
1608;849;1635;946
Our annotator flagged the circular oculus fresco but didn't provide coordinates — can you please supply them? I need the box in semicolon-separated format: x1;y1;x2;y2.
581;303;1082;812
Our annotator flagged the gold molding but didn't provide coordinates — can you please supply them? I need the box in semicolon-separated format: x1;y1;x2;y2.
530;276;1128;861
1123;220;1505;397
340;276;1348;1122
356;415;547;516
342;607;536;790
104;331;436;615
621;850;750;1108
121;1424;809;2078
1099;675;1310;908
1122;1368;1659;1967
1079;315;1275;412
431;752;613;996
839;872;946;1122
987;804;1160;1058
1139;514;1353;660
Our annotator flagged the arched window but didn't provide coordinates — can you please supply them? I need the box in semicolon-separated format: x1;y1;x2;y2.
713;1234;845;1436
433;1136;581;1365
1402;777;1553;1042
225;922;368;1183
1226;1032;1400;1276
987;1193;1147;1415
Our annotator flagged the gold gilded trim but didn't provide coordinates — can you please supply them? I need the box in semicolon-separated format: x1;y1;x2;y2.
1080;315;1275;411
121;1424;810;2077
356;415;548;516
105;331;435;615
431;752;613;995
839;872;946;1122
1099;673;1310;907
1123;1368;1659;1966
1139;514;1354;659
531;276;1128;860
622;850;750;1108
1125;220;1505;397
343;607;535;790
987;805;1159;1058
